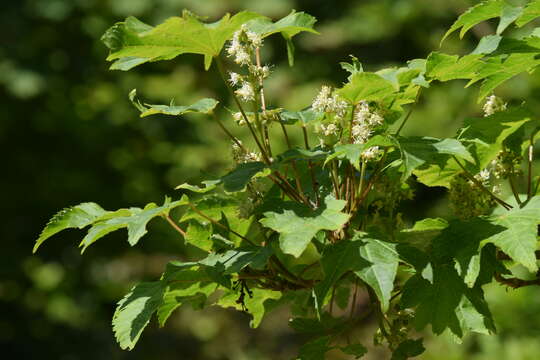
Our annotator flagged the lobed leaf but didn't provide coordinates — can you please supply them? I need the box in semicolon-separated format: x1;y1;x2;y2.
516;0;540;26
102;11;264;70
338;72;397;104
260;195;350;257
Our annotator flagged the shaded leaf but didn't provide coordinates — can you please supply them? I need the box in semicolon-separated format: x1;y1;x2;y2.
391;339;425;360
298;336;333;360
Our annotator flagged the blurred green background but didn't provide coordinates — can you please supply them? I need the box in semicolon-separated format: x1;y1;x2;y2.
2;0;540;359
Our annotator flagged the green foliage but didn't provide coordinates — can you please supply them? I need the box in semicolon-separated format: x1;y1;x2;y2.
34;2;540;359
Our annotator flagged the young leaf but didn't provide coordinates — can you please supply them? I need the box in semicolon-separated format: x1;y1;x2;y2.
34;203;107;253
129;89;218;117
113;281;165;350
260;195;350;257
442;0;504;43
354;236;399;312
157;282;216;326
246;10;318;38
102;11;264;71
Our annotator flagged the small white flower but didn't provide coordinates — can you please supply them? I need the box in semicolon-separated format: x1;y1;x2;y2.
320;123;338;136
234;48;251;65
361;146;380;161
478;169;490;182
260;65;270;78
369;112;384;127
226;35;242;56
483;95;506;117
246;31;263;47
235;82;255;101
229;72;242;86
232;112;246;125
352;124;372;144
312;85;333;113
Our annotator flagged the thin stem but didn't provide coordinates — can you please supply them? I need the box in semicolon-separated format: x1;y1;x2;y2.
162;214;186;237
349;104;356;143
508;172;522;206
350;279;359;319
188;202;256;245
302;125;320;205
394;89;421;137
255;47;272;158
215;57;271;165
211;112;245;151
453;156;513;210
527;132;535;199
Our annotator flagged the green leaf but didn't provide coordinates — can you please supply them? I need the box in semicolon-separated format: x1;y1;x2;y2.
516;0;540;26
314;239;368;312
484;196;540;272
157;281;216;326
298;336;333;360
246;10;318;38
415;107;533;187
354;235;399;312
341;343;368;358
220;161;270;192
397;136;474;182
391;339;425;360
338;72;397;104
129;89;218;117
473;53;540;100
426;52;483;81
398;218;449;252
34;202;107;253
442;0;504;43
280;108;323;125
325;135;397;170
198;246;273;274
184;220;213;251
217;288;281;327
102;11;264;71
260;195;350;257
113;281;165;350
497;4;523;34
175;180;220;193
407;264;495;337
79;197;187;251
471;34;502;55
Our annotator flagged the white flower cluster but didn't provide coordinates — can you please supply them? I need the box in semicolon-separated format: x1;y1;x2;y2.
320;123;338;136
312;85;348;118
232;112;246;126
361;146;381;161
235;82;255;101
352;101;384;144
232;141;261;163
483;95;506;117
226;25;263;65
